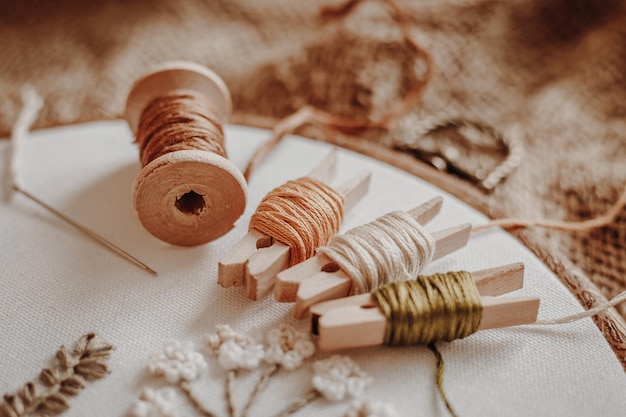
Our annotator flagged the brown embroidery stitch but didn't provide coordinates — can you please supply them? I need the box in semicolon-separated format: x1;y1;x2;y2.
225;371;237;417
178;382;218;417
240;365;279;417
272;390;321;417
0;333;114;417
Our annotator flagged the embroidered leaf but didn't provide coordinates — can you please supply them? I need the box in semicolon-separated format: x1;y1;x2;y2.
1;394;24;417
39;369;60;387
55;346;74;370
40;393;71;413
72;333;93;356
74;362;110;379
76;356;109;367
83;349;113;359
17;383;37;407
84;333;113;356
59;375;86;396
1;333;114;417
0;397;20;417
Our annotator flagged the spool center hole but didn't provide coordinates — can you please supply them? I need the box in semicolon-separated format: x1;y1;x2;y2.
175;190;206;215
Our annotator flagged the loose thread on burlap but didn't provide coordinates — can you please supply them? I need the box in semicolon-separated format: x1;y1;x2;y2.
472;185;626;233
249;176;345;266
535;290;626;325
466;179;626;328
318;210;435;294
0;333;114;417
135;92;227;167
395;119;526;192
7;86;156;275
471;184;626;322
243;0;432;180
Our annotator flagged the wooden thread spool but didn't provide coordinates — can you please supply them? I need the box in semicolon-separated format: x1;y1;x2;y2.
124;61;247;246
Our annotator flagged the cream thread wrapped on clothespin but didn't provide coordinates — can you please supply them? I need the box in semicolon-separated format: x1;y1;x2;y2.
276;196;472;318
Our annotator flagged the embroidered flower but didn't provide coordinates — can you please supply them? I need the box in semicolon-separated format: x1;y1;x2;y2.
312;355;372;402
148;340;208;384
129;387;179;417
205;324;264;371
344;400;400;417
218;339;265;371
264;323;316;371
206;325;248;353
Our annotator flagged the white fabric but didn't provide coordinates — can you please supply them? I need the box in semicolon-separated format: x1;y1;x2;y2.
0;121;624;417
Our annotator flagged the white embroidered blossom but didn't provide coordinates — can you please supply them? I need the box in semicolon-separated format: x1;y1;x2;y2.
263;323;316;371
218;339;265;370
149;340;208;384
312;355;372;402
344;400;400;417
128;387;179;417
205;324;264;371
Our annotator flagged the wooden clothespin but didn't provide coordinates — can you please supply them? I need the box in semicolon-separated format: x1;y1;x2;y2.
218;149;371;300
274;197;472;318
310;263;540;350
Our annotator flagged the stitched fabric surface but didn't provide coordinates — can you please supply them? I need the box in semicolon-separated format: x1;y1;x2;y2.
0;121;624;417
0;0;625;363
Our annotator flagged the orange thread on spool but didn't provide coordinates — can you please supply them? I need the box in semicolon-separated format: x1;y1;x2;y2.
249;177;345;266
125;61;247;246
135;92;227;168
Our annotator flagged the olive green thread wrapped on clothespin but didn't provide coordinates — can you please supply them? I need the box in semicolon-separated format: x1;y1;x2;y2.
373;271;483;346
310;263;540;350
312;264;540;417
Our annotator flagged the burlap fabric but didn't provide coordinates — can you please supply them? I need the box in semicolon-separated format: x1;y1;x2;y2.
1;0;625;366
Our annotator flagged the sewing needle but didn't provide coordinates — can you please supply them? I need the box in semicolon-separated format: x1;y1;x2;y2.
14;184;158;276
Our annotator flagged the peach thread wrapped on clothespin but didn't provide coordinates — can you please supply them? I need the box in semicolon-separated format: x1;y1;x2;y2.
219;149;371;300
